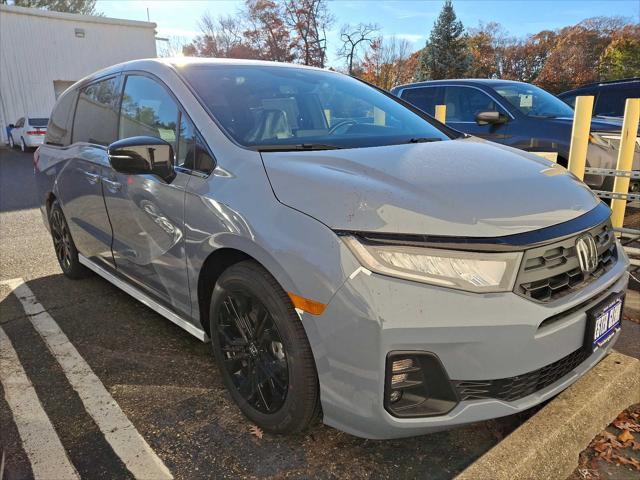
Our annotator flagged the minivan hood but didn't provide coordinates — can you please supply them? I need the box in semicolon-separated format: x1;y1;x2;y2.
261;137;601;238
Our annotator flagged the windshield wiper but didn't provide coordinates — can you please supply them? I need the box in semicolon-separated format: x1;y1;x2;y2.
406;137;443;143
256;143;344;152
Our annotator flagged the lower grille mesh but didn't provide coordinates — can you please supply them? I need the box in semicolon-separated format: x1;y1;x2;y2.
453;348;591;402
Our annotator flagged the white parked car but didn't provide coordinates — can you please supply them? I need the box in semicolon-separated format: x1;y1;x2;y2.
8;116;49;151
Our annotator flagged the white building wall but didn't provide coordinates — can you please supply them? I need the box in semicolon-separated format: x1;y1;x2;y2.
0;5;157;142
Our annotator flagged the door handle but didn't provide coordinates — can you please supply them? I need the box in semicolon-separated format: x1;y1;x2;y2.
103;178;122;193
82;170;101;185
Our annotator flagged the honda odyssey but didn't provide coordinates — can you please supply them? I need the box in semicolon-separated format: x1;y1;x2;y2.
35;58;629;439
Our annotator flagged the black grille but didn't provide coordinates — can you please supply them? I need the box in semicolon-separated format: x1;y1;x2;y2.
515;221;617;303
453;349;591;402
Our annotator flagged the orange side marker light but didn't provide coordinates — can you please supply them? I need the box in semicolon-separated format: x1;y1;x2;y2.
288;292;326;316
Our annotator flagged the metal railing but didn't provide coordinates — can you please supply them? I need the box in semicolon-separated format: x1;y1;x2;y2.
567;97;640;269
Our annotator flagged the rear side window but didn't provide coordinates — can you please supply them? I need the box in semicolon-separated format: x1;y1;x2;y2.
47;90;77;146
72;76;120;146
400;87;440;116
594;87;639;117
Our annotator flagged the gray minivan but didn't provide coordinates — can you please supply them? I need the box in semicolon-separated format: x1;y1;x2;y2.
35;58;629;439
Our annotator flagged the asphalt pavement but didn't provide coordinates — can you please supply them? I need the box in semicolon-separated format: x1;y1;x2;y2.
0;146;638;480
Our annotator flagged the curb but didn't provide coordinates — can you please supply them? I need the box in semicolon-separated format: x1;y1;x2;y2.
455;351;640;480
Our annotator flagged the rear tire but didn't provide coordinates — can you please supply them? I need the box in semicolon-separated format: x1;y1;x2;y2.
20;137;26;152
209;260;320;434
49;200;90;279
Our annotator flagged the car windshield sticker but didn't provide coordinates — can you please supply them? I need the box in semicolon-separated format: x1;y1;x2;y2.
520;94;533;108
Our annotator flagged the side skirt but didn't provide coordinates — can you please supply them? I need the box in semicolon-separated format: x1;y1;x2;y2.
78;254;209;342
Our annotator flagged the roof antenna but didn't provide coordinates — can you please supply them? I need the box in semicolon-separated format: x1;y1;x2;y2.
146;7;150;22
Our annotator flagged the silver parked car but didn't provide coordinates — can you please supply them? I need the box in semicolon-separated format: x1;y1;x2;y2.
35;58;629;439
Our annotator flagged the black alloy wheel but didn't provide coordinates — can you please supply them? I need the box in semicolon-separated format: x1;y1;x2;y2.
51;207;72;271
217;290;289;413
210;261;320;434
49;200;89;279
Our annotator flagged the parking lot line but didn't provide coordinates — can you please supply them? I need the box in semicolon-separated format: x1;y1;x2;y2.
0;325;80;480
1;278;173;480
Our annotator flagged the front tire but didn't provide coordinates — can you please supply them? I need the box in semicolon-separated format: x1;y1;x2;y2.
49;200;89;279
209;261;320;434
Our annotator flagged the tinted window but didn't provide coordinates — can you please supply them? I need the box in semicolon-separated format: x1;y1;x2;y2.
441;86;503;122
594;86;639;117
28;118;48;127
73;77;120;145
560;93;577;108
46;89;77;146
180;65;452;149
176;113;215;174
493;82;574;118
400;87;440;116
119;75;179;148
15;118;24;128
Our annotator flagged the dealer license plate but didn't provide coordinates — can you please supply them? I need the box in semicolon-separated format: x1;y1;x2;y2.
586;294;624;352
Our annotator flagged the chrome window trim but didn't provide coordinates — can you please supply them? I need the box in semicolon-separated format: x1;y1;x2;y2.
396;84;516;120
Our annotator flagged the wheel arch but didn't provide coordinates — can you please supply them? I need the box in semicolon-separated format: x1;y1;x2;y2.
195;243;297;335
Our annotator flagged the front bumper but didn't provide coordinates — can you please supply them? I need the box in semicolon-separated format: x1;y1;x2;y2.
301;242;630;439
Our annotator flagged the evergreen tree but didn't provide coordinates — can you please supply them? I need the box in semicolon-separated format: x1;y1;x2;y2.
414;0;470;81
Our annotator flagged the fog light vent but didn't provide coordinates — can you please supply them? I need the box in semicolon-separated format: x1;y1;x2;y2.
384;351;459;418
392;358;414;372
391;373;408;385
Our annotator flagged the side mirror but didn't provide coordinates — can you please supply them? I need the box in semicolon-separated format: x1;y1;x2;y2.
107;136;175;182
475;111;508;125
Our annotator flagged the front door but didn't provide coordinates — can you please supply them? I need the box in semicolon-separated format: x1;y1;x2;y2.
102;74;192;316
440;86;509;141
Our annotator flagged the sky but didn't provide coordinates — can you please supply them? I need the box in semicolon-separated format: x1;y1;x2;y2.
96;0;640;67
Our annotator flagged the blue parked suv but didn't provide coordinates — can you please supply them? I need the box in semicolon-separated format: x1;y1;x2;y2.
391;79;639;190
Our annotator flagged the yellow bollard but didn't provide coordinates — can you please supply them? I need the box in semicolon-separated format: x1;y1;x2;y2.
610;98;640;230
567;96;594;180
435;104;446;124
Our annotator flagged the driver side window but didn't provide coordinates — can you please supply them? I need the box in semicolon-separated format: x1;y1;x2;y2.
119;75;179;150
442;86;504;122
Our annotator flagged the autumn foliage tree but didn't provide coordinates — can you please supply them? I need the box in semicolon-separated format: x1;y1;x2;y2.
599;24;640;80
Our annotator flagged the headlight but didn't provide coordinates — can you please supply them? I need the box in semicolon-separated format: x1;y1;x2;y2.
342;236;523;293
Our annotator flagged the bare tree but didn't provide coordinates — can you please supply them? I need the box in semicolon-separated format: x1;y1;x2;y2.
285;0;333;67
359;35;413;89
157;36;189;57
338;23;379;75
185;11;252;58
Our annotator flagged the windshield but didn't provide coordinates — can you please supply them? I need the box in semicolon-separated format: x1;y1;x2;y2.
492;83;574;118
180;65;452;149
28;117;48;127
